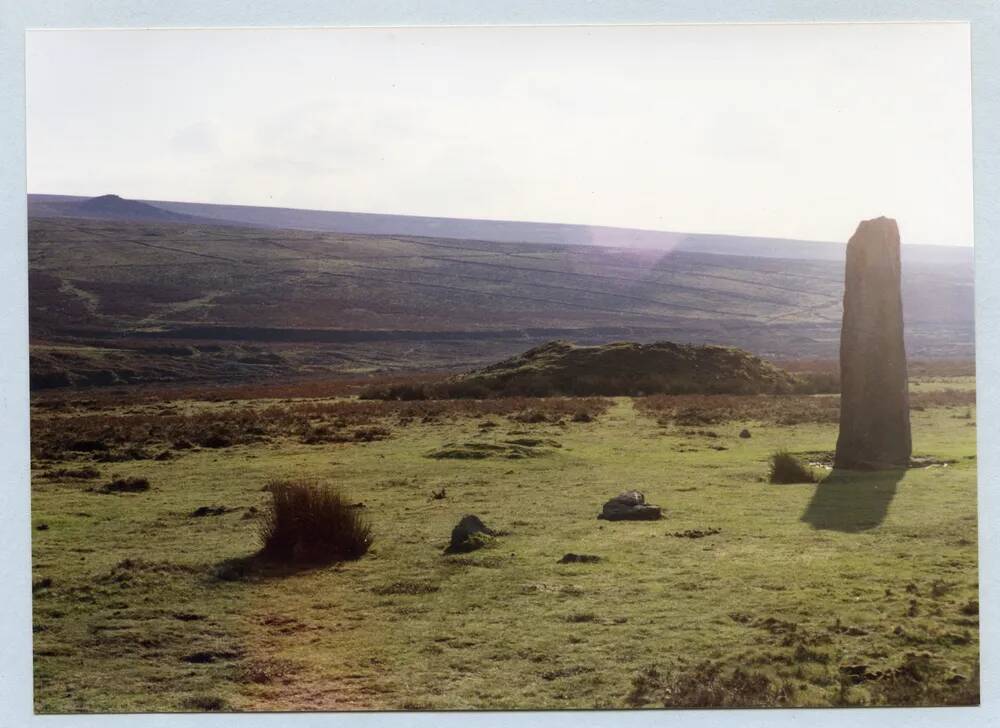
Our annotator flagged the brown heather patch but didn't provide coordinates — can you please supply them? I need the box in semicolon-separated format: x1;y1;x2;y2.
637;393;840;426
637;390;975;426
29;371;453;408
30;395;610;460
772;359;974;378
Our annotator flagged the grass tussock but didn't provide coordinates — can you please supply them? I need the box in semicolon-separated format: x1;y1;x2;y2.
259;480;373;564
768;451;817;484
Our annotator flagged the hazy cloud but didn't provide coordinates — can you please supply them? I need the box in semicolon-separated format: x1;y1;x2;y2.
26;24;972;246
169;121;221;157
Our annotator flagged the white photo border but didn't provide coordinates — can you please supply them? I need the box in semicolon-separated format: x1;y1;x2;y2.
1;2;996;727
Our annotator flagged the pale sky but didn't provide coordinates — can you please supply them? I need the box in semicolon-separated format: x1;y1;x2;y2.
26;23;973;246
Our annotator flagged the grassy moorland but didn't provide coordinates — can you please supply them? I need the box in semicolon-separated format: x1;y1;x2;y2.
29;377;977;712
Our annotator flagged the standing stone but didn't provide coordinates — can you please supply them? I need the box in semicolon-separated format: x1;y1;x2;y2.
834;217;911;469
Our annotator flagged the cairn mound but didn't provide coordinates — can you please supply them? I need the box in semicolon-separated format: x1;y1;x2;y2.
451;340;796;397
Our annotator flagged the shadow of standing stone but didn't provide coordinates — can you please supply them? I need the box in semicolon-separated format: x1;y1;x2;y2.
800;469;904;533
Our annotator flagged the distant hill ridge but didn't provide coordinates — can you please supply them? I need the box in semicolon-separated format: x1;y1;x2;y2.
79;194;181;218
27;193;972;266
35;193;237;227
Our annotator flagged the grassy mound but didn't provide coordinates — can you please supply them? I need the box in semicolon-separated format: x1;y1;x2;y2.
370;340;798;399
456;340;797;396
628;661;797;708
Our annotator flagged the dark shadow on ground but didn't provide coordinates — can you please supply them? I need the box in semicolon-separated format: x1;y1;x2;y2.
800;468;906;533
209;552;347;583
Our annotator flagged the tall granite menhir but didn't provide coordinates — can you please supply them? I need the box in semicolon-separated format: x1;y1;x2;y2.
834;217;911;470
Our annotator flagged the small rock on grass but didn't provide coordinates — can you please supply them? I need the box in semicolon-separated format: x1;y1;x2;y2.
445;514;496;554
597;491;662;521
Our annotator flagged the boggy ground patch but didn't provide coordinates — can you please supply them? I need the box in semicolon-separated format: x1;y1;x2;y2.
96;476;150;494
182;648;244;664
39;466;101;480
426;440;556;460
504;437;562;448
98;558;200;587
189;505;238;518
627;661;797;708
669;528;721;539
30;395;610;461
179;694;229;711
236;656;303;685
836;652;979;706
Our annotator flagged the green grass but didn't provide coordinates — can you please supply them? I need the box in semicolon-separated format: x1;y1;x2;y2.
30;393;978;711
911;376;977;393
